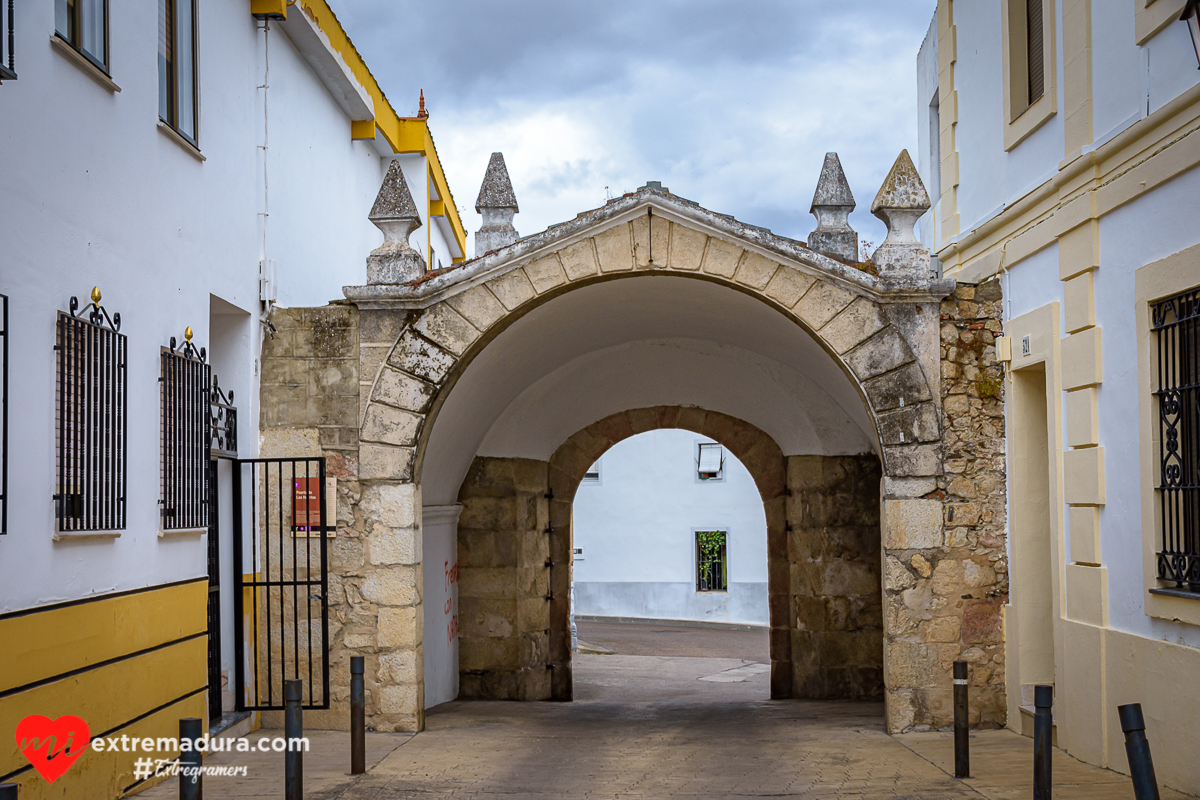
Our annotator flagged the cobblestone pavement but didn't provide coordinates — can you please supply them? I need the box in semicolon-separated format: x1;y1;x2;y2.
132;625;1194;799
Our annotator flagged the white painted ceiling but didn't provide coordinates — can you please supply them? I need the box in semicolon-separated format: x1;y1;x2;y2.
420;275;876;505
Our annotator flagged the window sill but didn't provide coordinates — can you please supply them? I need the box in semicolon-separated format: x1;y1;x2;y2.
1004;92;1055;151
1149;586;1200;600
54;529;121;541
50;35;120;93
159;527;207;537
157;121;206;162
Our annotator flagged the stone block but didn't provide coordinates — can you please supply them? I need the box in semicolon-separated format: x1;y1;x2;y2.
360;566;419;606
594;224;634;272
558;239;600;280
881;444;940;477
700;237;742;278
361;404;421;446
413;303;480;357
862;362;933;412
882;476;936;498
669;224;707;271
883;498;943;550
886;640;938;689
387;330;457;384
367;527;420;566
733;252;779;290
358;309;408;347
459;497;520;530
819;297;886;354
359;445;416;481
378;606;420;648
371;367;436;413
764;266;817;309
379;684;418;716
524;255;569;293
445;284;507;332
330;538;365;572
886;690;916;732
845;328;914;381
885;556;917;591
259;426;322;458
877;403;940;445
486;269;538;310
962;599;1003;643
359;483;419;528
795;281;856;330
963;559;996;588
929;558;963;596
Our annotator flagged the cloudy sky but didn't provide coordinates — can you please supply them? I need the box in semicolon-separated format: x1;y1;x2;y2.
331;1;938;257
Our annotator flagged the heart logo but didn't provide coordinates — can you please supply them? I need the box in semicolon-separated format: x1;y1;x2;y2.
15;715;91;784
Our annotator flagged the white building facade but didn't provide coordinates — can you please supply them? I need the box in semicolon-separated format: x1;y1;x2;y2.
0;2;465;797
918;1;1200;792
573;429;769;627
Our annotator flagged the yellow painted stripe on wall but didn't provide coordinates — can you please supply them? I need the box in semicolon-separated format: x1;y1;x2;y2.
4;691;206;800
0;636;207;776
0;580;208;694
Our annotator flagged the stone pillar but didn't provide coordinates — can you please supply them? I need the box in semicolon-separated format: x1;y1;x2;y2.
456;457;553;700
870;150;933;279
787;455;884;699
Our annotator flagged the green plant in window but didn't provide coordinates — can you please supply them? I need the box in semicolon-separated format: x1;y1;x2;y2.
697;530;726;590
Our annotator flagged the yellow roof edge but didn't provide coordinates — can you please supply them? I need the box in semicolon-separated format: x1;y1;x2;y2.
294;0;467;258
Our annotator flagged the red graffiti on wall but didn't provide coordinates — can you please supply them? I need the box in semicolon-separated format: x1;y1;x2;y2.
445;560;459;644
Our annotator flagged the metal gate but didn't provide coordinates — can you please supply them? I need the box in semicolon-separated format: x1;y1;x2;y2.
232;457;330;710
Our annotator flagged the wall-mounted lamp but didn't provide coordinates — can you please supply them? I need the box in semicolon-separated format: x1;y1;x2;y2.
1183;0;1200;70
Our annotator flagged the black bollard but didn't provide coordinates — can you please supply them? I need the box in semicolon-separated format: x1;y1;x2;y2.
0;782;17;799
953;660;970;778
1118;704;1161;800
350;656;365;775
1033;684;1053;800
285;679;303;800
179;717;203;800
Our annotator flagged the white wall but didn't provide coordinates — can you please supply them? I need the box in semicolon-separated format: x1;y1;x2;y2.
572;430;769;626
421;505;461;709
1096;164;1200;649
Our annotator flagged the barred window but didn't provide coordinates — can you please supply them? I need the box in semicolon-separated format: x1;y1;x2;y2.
55;292;127;533
696;530;728;593
161;330;210;532
1;0;16;82
1153;287;1200;594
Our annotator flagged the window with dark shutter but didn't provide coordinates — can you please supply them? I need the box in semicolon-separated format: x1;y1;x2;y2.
1027;0;1045;106
160;331;210;532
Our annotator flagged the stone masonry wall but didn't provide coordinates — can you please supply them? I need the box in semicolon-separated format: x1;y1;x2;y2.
788;454;884;700
456;457;553;700
881;277;1008;731
260;305;425;732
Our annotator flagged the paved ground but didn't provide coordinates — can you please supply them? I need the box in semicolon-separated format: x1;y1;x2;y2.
576;620;771;660
131;624;1194;799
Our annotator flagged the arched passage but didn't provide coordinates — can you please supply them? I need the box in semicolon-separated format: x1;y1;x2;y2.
316;187;1005;734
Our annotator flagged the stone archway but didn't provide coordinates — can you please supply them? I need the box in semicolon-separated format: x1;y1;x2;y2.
259;183;1008;735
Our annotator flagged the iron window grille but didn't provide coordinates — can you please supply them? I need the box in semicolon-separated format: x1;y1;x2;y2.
0;0;16;82
158;0;199;147
1153;286;1200;594
161;331;210;532
54;0;109;74
0;293;7;535
55;291;127;533
696;530;728;592
210;376;237;459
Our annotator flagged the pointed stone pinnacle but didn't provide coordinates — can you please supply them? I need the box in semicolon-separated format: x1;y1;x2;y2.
810;152;855;213
870;149;930;215
475;152;520;257
808;152;859;262
370;160;421;225
366;160;426;285
870;150;932;279
475;153;519;213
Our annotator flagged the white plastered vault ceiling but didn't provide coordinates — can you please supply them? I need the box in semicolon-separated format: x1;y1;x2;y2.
420;275;877;505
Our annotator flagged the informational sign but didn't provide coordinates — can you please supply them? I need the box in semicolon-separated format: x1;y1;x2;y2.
296;479;338;534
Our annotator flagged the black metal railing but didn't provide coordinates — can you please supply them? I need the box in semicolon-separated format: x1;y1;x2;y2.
0;293;7;535
233;457;330;711
161;332;211;532
207;458;223;724
0;0;16;82
210;376;237;459
1154;287;1200;592
55;292;127;533
696;530;728;592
